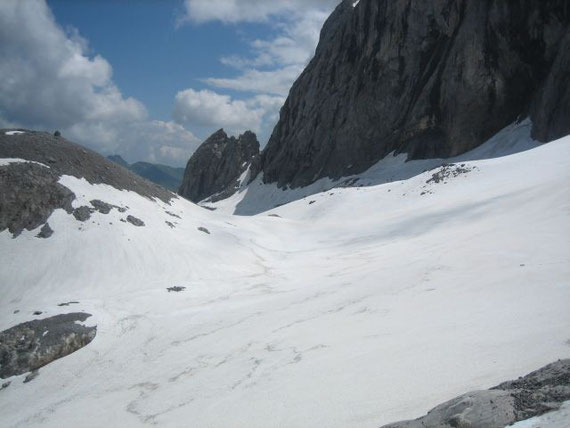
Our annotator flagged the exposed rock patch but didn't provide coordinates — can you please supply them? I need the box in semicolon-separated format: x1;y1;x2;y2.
0;313;96;379
167;286;186;293
90;199;114;214
36;223;54;239
0;130;174;203
165;210;181;219
0;130;175;238
0;162;74;237
178;129;259;203
57;301;79;307
23;370;39;383
426;164;477;185
89;199;126;214
126;215;145;227
381;359;570;428
493;360;570;421
197;227;210;235
73;206;94;222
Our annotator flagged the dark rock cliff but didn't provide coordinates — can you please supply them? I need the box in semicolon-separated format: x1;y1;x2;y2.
178;129;260;203
257;0;570;188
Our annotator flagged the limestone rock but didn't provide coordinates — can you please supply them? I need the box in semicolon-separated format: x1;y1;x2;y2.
178;129;259;203
0;130;174;238
258;0;570;188
0;162;75;237
381;359;570;428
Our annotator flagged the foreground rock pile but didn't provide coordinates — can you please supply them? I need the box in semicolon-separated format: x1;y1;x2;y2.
382;359;570;428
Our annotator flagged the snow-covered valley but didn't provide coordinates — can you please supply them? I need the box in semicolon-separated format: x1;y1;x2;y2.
1;129;569;427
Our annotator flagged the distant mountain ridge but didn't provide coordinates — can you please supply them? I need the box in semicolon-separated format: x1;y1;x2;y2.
178;129;260;203
107;155;185;192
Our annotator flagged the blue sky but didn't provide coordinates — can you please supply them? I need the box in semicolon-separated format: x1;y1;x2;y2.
48;0;273;121
0;0;339;166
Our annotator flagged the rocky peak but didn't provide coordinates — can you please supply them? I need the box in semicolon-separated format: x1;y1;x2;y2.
178;129;260;203
256;0;570;189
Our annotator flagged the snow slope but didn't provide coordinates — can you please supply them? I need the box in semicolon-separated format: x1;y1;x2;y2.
1;130;569;427
210;119;539;215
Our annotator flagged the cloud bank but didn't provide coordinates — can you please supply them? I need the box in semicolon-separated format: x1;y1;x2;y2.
0;0;340;165
181;0;339;24
0;0;200;165
177;0;340;144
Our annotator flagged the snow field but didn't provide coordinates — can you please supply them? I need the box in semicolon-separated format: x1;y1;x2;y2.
0;128;569;427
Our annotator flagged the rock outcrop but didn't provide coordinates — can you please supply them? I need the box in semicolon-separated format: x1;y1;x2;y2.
178;129;259;203
382;359;570;428
0;130;173;202
0;130;173;237
256;0;570;188
0;162;75;236
0;313;96;379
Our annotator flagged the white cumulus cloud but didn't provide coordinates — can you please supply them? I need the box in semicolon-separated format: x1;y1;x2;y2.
181;0;339;24
177;0;340;143
0;0;200;166
173;88;284;139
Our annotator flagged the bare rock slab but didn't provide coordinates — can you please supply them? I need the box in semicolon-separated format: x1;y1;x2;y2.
0;313;96;379
381;359;570;428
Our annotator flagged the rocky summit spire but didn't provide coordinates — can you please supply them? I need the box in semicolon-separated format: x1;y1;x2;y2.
178;129;260;203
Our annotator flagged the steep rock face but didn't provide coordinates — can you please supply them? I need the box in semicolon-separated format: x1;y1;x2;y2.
0;162;75;237
178;129;260;203
258;0;570;188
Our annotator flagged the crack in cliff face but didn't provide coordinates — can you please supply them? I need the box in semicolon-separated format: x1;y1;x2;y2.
257;0;570;190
